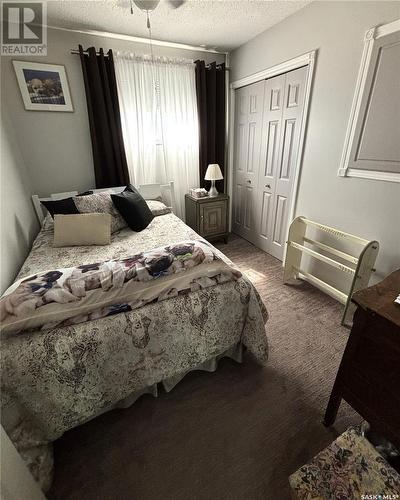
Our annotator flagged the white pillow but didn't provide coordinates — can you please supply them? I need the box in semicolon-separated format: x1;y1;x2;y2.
146;200;171;216
53;214;111;247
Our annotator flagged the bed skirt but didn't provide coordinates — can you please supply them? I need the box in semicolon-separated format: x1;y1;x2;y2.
24;342;243;491
107;342;243;411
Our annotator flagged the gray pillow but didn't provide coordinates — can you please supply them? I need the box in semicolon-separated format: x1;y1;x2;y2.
73;192;127;233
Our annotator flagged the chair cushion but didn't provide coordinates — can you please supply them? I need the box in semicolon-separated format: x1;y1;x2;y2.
289;426;400;500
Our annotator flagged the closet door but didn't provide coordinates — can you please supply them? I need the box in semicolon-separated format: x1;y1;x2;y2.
255;74;285;253
269;66;307;260
232;81;265;242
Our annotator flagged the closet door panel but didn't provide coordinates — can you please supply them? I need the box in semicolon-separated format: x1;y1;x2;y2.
237;123;247;173
232;87;248;235
265;120;280;178
260;75;285;186
269;66;308;260
279;118;296;180
247;122;257;173
256;74;285;253
234;183;244;225
244;81;264;241
259;191;273;238
233;81;264;243
246;80;264;183
271;194;287;249
244;185;254;230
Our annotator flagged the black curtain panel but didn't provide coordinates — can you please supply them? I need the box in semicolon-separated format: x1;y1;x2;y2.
79;45;129;188
195;60;226;193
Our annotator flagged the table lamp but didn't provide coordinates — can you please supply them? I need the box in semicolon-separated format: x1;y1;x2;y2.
205;164;223;197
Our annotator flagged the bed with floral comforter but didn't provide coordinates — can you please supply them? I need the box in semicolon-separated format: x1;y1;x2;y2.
0;212;268;490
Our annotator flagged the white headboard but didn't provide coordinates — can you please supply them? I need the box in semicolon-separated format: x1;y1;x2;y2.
32;181;176;223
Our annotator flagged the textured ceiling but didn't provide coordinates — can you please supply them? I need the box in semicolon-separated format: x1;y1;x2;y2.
47;0;312;52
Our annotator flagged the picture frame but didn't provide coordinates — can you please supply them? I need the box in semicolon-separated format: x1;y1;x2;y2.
12;61;74;112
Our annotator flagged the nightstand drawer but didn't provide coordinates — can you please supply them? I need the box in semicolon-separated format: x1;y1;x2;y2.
200;202;226;236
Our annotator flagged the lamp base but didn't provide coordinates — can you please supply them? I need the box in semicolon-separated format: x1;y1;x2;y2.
208;180;219;198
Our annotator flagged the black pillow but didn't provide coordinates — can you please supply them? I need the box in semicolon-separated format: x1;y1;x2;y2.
41;198;79;218
111;190;154;232
124;183;138;194
41;191;93;218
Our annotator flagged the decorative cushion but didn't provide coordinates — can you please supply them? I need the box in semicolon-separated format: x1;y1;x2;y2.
40;191;93;218
42;213;54;231
146;200;171;216
124;184;170;215
289;426;400;500
73;192;127;233
41;198;79;218
111;190;154;232
124;183;138;194
53;214;111;247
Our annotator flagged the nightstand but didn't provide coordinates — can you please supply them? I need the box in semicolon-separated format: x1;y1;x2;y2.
185;193;229;243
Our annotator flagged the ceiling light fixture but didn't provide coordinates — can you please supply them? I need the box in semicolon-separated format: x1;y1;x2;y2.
131;0;186;17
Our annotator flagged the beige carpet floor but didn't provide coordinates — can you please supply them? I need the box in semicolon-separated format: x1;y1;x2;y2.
48;234;360;500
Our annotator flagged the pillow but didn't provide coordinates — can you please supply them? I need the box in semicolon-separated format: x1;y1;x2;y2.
73;192;127;233
41;198;79;218
111;190;154;232
124;184;169;215
42;213;54;231
53;214;111;247
146;200;171;216
124;183;138;194
40;191;93;218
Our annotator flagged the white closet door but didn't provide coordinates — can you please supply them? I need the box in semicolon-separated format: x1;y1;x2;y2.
232;81;265;242
255;74;286;253
268;66;307;260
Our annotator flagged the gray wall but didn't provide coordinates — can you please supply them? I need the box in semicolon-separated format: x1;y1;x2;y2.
1;27;225;196
0;109;39;294
230;0;400;284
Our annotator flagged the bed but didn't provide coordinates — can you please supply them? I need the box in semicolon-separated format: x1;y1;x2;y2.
0;183;269;490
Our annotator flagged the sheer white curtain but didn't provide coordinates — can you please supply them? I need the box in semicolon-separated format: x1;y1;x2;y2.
114;53;199;219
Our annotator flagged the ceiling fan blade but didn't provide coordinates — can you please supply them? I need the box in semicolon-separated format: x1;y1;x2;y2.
166;0;186;8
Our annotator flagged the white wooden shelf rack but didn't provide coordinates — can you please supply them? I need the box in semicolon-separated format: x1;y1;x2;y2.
283;216;379;325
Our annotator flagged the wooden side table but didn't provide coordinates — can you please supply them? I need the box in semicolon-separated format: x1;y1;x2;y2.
324;270;400;449
185;193;229;243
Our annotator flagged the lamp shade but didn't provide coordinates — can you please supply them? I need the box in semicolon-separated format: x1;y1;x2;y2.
204;164;223;181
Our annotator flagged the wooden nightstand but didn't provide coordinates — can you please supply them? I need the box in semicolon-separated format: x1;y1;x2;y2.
185;193;229;243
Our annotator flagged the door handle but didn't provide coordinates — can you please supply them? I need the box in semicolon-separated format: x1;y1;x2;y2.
265;184;271;189
246;179;251;184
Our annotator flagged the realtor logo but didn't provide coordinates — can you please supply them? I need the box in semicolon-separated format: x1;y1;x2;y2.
1;1;47;55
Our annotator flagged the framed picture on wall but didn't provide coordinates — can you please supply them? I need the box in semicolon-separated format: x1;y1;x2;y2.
12;61;74;112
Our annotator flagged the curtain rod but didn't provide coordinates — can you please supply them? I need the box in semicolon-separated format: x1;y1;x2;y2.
71;49;107;56
70;49;229;69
